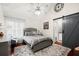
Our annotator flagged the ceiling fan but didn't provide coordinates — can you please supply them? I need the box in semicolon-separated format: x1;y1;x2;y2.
34;3;41;16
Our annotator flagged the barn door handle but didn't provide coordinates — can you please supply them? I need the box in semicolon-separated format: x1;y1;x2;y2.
63;30;64;33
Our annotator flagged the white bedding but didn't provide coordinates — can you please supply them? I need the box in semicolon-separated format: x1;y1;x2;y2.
23;36;49;47
13;44;71;56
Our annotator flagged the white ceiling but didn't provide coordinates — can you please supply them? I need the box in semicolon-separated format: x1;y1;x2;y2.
1;3;55;20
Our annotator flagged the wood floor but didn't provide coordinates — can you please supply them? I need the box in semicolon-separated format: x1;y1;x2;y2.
11;43;25;55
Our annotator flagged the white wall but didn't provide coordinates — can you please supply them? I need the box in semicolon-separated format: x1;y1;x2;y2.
4;16;44;41
24;16;46;34
38;3;79;40
0;4;5;32
3;3;79;41
5;17;25;41
0;4;6;41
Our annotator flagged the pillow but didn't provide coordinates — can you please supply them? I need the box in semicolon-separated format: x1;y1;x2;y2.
36;31;43;36
25;32;34;36
24;30;43;36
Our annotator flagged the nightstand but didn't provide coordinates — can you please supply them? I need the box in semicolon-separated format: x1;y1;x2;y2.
11;40;16;54
74;47;79;56
55;40;62;45
16;39;23;46
0;41;11;56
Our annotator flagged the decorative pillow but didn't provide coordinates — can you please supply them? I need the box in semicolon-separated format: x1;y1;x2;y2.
25;31;43;36
25;32;34;36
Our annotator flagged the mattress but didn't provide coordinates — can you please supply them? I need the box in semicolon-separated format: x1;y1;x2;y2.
13;44;71;56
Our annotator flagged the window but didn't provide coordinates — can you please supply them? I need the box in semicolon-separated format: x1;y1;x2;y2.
6;19;24;40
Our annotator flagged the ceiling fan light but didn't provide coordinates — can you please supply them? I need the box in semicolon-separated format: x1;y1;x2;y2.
35;10;40;16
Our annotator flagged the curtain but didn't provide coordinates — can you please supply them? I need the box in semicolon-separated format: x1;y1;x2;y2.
6;19;24;40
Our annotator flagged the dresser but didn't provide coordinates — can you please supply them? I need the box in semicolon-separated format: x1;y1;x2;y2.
0;40;11;56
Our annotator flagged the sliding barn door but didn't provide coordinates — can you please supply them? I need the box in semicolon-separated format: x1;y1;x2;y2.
62;13;79;49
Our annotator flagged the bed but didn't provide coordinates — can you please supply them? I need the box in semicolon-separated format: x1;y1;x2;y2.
13;28;71;56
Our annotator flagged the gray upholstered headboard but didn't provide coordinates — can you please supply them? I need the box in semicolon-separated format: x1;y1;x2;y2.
24;28;37;32
24;28;37;36
24;28;43;36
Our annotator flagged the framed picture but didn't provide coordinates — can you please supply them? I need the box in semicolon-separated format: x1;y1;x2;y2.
43;22;49;29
